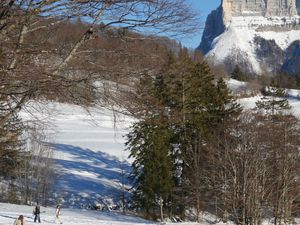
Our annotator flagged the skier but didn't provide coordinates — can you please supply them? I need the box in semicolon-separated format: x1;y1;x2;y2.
33;202;41;223
13;215;26;225
55;205;62;224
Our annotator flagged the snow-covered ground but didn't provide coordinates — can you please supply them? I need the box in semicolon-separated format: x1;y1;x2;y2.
0;202;218;225
0;202;154;225
16;80;300;210
3;202;299;225
21;102;134;207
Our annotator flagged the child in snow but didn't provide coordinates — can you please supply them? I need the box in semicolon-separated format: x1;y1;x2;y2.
13;215;26;225
55;205;62;224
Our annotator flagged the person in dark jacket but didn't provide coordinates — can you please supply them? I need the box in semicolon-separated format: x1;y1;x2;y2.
33;203;41;223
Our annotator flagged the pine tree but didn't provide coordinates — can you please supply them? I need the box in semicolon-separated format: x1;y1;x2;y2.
126;60;176;220
256;80;291;119
127;118;173;220
231;65;246;81
126;50;242;221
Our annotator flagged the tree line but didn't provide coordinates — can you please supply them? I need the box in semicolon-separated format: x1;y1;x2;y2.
125;49;300;225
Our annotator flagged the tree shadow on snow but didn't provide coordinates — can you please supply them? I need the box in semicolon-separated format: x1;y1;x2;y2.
50;143;132;208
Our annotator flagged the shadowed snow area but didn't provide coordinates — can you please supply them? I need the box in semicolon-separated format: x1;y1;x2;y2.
52;144;132;207
20;102;134;208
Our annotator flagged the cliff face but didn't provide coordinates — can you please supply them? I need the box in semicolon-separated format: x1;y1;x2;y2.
198;7;225;54
198;0;300;75
223;0;297;23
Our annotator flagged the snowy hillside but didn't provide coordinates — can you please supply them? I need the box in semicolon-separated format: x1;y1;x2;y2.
227;79;300;116
18;83;300;209
21;102;134;208
206;16;300;74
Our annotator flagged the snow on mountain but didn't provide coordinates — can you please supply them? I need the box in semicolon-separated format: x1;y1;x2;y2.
205;16;300;74
198;0;300;74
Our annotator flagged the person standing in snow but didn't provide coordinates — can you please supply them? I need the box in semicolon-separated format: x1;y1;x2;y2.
33;202;41;223
13;215;26;225
55;205;62;224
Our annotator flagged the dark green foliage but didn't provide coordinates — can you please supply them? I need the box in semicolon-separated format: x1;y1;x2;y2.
126;48;241;221
273;73;297;89
256;80;291;118
231;65;247;81
127;118;173;218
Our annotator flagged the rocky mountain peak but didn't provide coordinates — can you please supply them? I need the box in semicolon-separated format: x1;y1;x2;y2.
198;0;300;75
222;0;299;24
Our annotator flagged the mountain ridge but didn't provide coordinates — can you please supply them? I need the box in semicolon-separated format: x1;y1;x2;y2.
198;0;300;75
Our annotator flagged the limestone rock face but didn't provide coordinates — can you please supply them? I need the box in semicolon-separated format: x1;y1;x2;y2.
223;0;298;23
197;0;300;75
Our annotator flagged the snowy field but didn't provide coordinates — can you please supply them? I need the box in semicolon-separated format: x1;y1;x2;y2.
0;202;154;225
3;202;299;225
17;80;300;209
0;203;210;225
20;103;134;207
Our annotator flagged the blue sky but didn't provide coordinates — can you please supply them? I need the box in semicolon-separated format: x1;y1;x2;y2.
181;0;221;49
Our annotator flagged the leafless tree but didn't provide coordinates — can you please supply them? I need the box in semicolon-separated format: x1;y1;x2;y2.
0;0;199;203
16;123;55;206
0;0;199;115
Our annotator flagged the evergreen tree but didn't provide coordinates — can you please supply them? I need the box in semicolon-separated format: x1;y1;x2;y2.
126;50;242;221
127;118;173;220
126;65;175;220
231;65;246;81
171;61;241;221
256;80;291;119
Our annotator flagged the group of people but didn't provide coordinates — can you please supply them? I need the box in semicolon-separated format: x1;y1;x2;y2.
13;204;62;225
